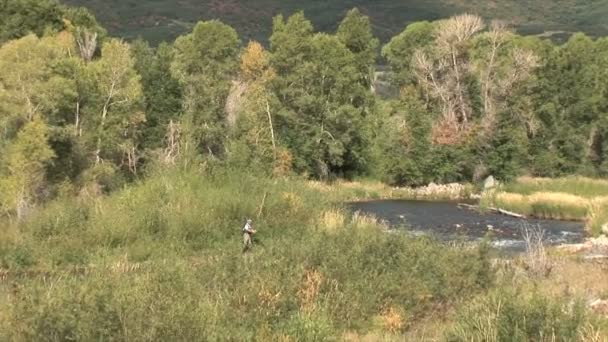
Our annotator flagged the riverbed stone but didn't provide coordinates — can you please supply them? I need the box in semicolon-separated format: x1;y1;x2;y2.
483;175;497;189
602;223;608;235
589;299;608;316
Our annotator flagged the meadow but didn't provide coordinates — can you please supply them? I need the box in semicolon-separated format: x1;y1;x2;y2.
2;166;605;340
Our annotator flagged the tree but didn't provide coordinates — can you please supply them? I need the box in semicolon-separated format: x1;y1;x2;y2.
378;88;432;186
531;33;608;175
84;39;144;173
382;21;436;87
412;14;486;142
0;0;64;44
0;0;105;46
0;116;54;219
337;8;379;92
0;34;77;139
270;12;374;179
171;20;240;157
132;40;183;150
227;41;282;174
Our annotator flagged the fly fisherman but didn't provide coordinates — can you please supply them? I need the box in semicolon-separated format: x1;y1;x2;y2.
242;218;257;253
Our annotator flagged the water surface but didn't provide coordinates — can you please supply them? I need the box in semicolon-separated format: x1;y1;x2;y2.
349;200;585;249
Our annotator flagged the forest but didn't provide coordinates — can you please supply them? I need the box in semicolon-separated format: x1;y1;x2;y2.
1;0;608;340
2;0;608;214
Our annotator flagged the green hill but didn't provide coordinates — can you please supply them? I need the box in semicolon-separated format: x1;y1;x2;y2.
63;0;608;44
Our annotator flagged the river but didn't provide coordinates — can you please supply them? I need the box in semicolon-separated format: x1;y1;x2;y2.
349;200;585;249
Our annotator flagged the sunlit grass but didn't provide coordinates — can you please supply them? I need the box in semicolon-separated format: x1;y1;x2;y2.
505;176;608;198
0;166;493;340
483;177;608;235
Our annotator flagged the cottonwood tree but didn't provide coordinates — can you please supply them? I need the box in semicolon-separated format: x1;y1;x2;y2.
411;14;485;143
171;20;240;157
471;22;540;137
531;33;608;175
406;15;540;145
270;13;373;179
337;8;379;93
382;21;436;88
227;41;282;174
83;39;144;173
0;34;77;138
132;40;183;149
0;33;80;185
0;116;54;219
0;0;64;44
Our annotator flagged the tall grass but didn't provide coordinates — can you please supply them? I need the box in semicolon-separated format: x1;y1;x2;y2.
0;166;493;340
505;176;608;198
482;177;608;235
447;290;589;342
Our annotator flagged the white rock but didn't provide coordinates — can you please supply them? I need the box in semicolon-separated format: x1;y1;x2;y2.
484;176;497;189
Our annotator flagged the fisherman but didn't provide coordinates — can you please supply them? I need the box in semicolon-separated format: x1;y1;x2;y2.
242;218;257;253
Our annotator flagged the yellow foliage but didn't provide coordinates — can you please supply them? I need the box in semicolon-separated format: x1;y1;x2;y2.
240;41;274;82
54;30;76;54
273;148;293;177
517;175;608;187
257;285;282;310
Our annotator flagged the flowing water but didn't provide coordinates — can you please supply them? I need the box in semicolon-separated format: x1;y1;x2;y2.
349;200;585;249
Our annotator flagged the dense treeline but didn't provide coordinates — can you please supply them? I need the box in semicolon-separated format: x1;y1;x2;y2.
2;0;608;216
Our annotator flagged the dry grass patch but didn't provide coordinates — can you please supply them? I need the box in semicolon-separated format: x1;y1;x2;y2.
351;211;388;230
380;306;407;333
318;209;345;233
298;269;323;313
483;187;608;230
512;256;608;300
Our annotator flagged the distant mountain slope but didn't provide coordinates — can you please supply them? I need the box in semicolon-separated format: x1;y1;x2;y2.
63;0;608;44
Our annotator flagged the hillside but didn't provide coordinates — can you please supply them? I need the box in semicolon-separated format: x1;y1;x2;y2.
63;0;608;44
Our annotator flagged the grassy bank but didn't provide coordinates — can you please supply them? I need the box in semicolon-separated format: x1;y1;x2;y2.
0;166;492;340
307;180;474;202
481;177;608;235
1;169;606;339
